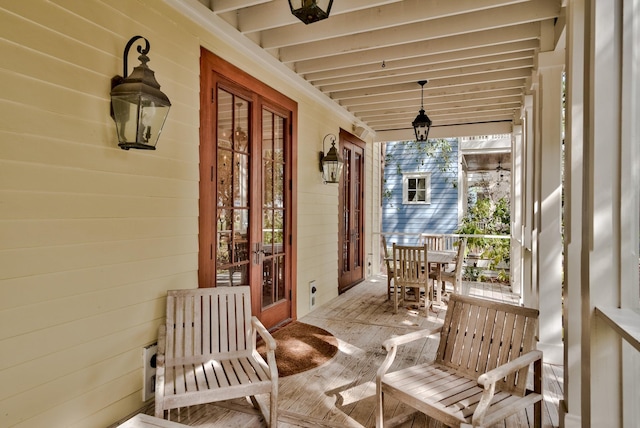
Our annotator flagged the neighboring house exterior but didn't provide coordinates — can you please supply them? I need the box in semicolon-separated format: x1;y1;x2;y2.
382;139;459;244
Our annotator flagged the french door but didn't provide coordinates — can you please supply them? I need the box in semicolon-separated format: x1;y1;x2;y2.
199;50;296;328
338;130;365;293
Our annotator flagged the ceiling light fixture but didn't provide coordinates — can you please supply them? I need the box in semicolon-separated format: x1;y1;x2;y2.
412;80;432;142
289;0;334;25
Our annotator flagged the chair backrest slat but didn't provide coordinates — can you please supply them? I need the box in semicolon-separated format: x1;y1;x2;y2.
435;294;539;396
420;234;444;251
165;286;252;362
393;243;428;288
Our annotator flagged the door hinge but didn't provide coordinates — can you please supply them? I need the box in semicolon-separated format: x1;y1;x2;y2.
211;166;214;182
289;235;292;245
210;244;213;260
211;88;215;103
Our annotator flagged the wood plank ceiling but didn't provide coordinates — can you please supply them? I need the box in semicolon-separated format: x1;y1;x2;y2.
196;0;564;143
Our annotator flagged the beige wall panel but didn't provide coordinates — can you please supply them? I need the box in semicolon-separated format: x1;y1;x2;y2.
0;298;165;366
0;254;197;310
0;131;199;178
0;191;197;220
1;162;198;199
0;235;196;279
0;270;194;340
0;217;197;249
0;318;161;402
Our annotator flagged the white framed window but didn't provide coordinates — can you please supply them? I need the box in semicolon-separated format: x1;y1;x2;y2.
403;173;431;204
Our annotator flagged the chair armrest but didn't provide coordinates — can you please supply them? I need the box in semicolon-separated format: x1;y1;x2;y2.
251;316;279;381
477;350;542;387
472;350;543;426
251;316;277;351
377;326;442;384
382;326;442;352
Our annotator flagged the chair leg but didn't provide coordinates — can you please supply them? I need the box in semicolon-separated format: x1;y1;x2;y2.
270;390;278;428
375;387;384;428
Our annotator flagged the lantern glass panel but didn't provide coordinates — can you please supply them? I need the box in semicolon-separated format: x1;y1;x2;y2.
112;94;169;148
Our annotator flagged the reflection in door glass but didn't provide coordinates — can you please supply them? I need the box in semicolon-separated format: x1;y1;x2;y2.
216;89;250;287
262;109;286;307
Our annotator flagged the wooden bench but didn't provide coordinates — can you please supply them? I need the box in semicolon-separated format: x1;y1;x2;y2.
376;294;542;427
155;286;278;427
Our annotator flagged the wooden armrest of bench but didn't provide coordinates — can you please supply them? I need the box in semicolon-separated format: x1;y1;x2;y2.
377;326;443;382
252;316;276;351
382;325;443;352
251;316;278;380
477;350;542;387
473;350;543;426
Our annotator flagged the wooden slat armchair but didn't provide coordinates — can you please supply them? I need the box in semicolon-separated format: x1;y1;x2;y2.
155;286;278;427
376;294;542;427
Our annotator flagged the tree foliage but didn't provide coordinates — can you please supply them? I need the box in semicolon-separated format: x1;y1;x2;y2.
456;196;511;281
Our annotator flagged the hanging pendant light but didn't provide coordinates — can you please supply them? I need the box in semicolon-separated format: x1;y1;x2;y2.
233;101;247;151
289;0;334;25
412;80;432;142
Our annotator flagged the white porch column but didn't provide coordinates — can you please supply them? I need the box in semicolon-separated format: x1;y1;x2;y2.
561;0;585;426
521;94;535;308
535;50;564;365
581;0;640;426
510;125;523;296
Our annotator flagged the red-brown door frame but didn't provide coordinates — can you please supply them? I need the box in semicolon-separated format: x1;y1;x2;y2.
199;48;298;327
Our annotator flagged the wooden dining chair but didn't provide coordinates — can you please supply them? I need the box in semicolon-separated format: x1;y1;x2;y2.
420;233;444;251
430;238;466;295
381;235;396;300
392;243;430;314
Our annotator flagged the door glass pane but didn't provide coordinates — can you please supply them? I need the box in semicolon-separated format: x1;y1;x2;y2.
354;152;362;268
234;152;249;206
262;109;286;309
217;150;232;206
216;88;250;287
217;91;232;150
342;147;351;274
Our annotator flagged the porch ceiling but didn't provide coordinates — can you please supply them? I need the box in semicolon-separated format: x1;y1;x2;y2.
194;0;563;140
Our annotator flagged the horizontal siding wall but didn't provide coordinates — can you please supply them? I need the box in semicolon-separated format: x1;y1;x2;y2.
0;0;361;426
382;140;459;244
0;0;199;427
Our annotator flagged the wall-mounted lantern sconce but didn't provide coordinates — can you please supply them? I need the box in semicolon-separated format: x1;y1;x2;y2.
110;36;171;150
289;0;334;25
319;134;343;184
412;80;432;142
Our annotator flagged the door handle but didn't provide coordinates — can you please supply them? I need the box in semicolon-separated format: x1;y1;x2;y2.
253;242;264;265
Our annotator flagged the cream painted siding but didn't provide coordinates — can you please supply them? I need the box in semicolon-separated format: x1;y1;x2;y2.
0;0;366;427
0;1;200;427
